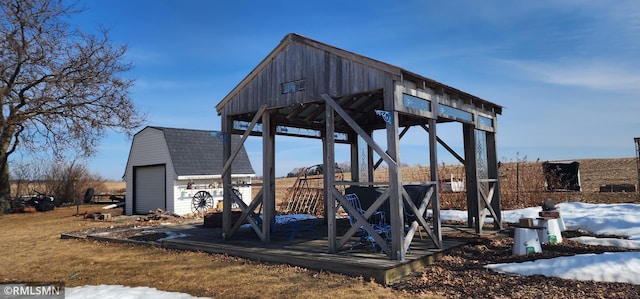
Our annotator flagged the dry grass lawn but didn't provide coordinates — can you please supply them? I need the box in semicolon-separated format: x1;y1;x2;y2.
3;157;636;298
0;205;434;298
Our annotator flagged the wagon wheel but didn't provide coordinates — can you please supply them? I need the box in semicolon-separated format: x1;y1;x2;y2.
192;191;213;213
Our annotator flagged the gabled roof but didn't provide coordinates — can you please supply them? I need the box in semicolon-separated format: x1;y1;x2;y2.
216;33;503;116
149;126;254;177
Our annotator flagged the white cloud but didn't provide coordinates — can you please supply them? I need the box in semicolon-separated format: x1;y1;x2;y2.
125;47;170;67
498;59;640;94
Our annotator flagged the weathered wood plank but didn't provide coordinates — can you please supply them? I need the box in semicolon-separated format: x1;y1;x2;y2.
161;237;466;285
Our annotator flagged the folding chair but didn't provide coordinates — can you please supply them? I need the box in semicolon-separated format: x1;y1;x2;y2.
344;193;389;252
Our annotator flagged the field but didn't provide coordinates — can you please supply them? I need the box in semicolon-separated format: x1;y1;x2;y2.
267;157;639;213
1;157;638;298
95;157;639;210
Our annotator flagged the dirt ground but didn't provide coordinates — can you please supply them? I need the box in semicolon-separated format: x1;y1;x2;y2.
391;228;640;298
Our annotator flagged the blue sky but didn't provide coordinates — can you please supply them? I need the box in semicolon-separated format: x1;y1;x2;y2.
65;0;640;179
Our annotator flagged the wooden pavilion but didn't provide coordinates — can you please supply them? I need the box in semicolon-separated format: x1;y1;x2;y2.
215;33;503;261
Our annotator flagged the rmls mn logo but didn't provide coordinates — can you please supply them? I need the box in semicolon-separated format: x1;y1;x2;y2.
2;283;64;298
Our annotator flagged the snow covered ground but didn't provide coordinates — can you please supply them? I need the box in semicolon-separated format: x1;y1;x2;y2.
473;202;640;285
65;285;208;299
67;202;640;297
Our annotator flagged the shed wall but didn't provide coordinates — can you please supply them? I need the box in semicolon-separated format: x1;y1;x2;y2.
125;128;176;215
125;127;254;216
172;176;253;215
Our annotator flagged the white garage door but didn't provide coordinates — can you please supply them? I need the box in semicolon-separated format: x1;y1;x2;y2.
134;164;166;214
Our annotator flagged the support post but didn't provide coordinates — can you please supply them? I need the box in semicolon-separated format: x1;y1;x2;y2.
486;131;503;229
386;110;404;261
635;138;640;200
349;133;359;182
463;124;480;232
262;110;275;244
428;118;442;245
222;115;233;239
325;104;337;253
365;131;375;184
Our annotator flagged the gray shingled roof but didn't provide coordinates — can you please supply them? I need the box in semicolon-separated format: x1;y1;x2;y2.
152;126;255;176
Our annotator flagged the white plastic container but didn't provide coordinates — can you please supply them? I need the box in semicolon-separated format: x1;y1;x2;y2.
557;213;566;232
537;218;563;244
513;227;543;255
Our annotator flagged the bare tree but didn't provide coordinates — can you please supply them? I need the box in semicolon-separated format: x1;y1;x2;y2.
0;0;144;211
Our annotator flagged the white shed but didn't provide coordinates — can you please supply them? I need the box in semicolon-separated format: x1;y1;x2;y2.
123;126;255;215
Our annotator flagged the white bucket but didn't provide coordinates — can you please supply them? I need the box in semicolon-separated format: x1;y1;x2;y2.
537;218;563;244
557;214;566;232
513;228;542;255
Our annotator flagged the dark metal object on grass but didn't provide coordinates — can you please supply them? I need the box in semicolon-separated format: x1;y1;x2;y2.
15;190;56;212
542;198;556;211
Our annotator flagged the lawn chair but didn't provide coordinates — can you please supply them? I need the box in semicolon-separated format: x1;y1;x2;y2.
344;193;389;252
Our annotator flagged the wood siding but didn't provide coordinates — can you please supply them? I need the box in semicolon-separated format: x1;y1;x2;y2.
221;41;399;116
172;177;252;216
